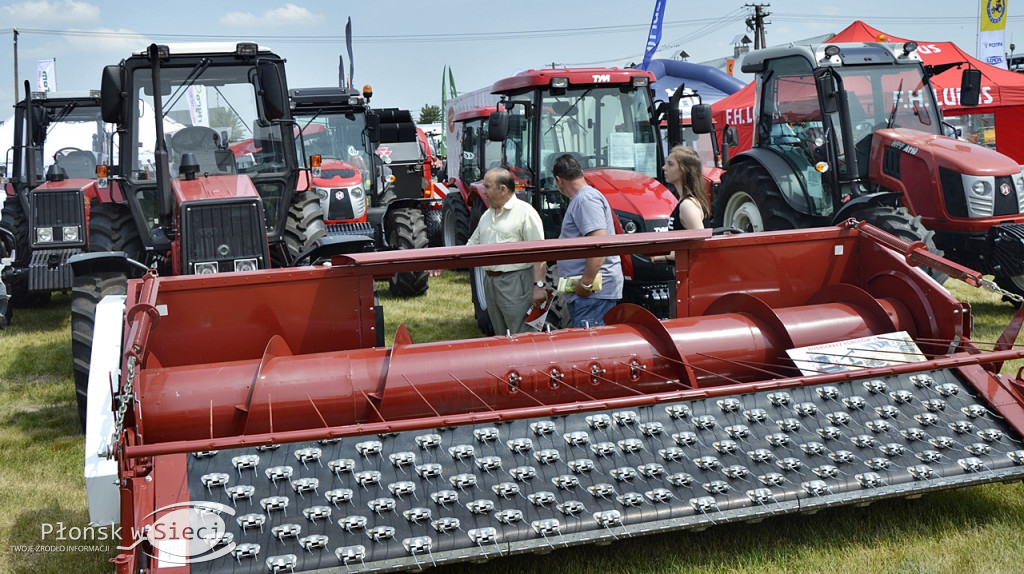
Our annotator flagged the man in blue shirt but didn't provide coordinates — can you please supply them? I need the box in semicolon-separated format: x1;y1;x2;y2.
551;154;623;327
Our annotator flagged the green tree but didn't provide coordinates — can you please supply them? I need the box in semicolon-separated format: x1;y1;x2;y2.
419;104;442;124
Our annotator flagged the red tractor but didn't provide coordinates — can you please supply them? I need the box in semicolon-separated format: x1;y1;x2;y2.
291;86;443;296
1;87;110;324
442;69;680;333
69;42;331;431
695;42;1024;296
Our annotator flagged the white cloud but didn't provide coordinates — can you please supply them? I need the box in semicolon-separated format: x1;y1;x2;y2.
62;28;149;54
2;0;100;24
220;3;318;27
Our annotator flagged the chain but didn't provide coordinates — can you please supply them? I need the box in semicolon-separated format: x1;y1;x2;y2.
976;277;1024;305
102;354;136;459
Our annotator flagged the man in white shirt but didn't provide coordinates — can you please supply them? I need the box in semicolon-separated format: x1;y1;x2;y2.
467;167;547;334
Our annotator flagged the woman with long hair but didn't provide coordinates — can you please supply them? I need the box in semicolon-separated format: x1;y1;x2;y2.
652;145;710;263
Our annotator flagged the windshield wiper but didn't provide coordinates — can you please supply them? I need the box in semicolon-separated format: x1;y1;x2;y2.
162;58;211;120
544;88;592;136
886;78;904;129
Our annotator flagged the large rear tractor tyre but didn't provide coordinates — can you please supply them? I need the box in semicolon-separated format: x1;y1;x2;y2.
71;271;127;434
70;202;143;434
848;205;948;286
442;192;471;247
281;191;327;266
1;199;50;307
713;161;812;232
387;208;429;297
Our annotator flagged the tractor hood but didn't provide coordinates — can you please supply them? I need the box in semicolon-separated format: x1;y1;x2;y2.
172;174;261;204
873;128;1021;178
584;168;677;222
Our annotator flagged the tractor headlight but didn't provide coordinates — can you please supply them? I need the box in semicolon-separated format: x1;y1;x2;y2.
36;227;53;243
62;226;79;242
315;186;329;201
234;258;259;272
1016;171;1024;194
623;220;639;234
194;262;219;275
350;185;364;200
971;180;990;196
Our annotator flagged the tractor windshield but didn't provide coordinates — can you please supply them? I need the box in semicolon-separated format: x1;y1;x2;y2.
130;65;281;182
6;100;112;183
534;85;660;191
294;110;375;194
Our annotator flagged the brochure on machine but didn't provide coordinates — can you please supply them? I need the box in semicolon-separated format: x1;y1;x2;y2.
556;274;602;293
786;331;925;376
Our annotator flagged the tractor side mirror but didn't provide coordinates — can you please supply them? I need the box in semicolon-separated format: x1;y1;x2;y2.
488;111;509;142
817;73;838;115
256;61;288;121
723;126;738;147
961;68;981;107
365;112;380;145
690;104;713;134
100;65;124;124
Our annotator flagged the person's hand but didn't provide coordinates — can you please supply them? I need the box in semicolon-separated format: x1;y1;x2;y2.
574;280;593;298
532;286;549;306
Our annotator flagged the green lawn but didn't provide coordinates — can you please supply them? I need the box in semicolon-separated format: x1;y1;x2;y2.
1;272;1023;574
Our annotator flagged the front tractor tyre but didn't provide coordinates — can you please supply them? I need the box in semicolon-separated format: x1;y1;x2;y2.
441;192;471;247
387;208;429;297
282;191;327;266
848;205;947;286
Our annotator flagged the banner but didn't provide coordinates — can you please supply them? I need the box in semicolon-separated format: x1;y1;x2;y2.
346;18;354;88
187;85;209;127
37;59;56;92
979;0;1009;69
639;0;667;71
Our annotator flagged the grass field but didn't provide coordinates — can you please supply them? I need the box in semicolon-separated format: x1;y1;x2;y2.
1;272;1024;574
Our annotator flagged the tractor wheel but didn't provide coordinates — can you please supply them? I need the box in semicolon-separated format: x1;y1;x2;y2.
281;191;327;266
425;207;443;247
71;271;127;434
848;205;948;286
442;192;471;247
70;202;143;434
387;208;429;297
713;161;812;232
470;266;494;336
0;198;50;307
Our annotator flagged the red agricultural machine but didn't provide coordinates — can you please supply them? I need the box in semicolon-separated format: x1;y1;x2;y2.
70;42;333;431
693;42;1024;296
88;220;1024;573
442;68;680;333
1;86;110;324
290;86;442;297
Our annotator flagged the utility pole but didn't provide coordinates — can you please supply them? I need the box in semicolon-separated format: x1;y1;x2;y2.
13;29;18;103
745;4;770;50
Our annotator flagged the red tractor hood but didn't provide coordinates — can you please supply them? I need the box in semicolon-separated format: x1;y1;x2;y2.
172;174;261;204
874;128;1021;177
584;168;677;220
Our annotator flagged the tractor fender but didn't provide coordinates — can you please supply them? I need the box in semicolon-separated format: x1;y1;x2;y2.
69;251;149;279
725;149;815;215
831;190;904;224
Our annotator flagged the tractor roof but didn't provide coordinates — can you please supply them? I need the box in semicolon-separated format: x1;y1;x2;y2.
491;67;655;93
741;42;923;74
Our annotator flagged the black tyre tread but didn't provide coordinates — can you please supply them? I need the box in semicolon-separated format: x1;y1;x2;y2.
713;161;811;232
87;203;145;257
282;191;327;265
850;205;948;285
71;271;127;434
470;266;494;336
425;207;443;248
441;192;471;247
387;208;429;297
1;198;50;307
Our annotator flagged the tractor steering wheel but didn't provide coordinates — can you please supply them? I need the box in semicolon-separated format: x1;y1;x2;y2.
53;146;84;159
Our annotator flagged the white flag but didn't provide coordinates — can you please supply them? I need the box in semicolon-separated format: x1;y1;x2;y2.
37;59;57;92
186;85;209;127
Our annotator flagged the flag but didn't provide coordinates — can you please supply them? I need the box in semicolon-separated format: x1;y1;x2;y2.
639;0;667;71
37;59;57;92
187;85;209;127
339;55;345;89
979;0;1009;69
345;18;354;87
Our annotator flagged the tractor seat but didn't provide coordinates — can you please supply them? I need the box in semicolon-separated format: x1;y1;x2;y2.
56;151;97;179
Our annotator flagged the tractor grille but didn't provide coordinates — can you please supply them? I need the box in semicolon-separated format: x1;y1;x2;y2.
28;247;80;292
182;200;268;274
29;189;85;249
180;367;1024;573
941;168;1022;219
326;222;376;239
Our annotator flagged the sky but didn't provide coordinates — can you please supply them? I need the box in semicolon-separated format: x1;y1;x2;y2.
0;0;1017;120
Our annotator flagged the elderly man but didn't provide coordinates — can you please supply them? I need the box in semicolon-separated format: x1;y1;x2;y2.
467;167;547;334
551;154;623;327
